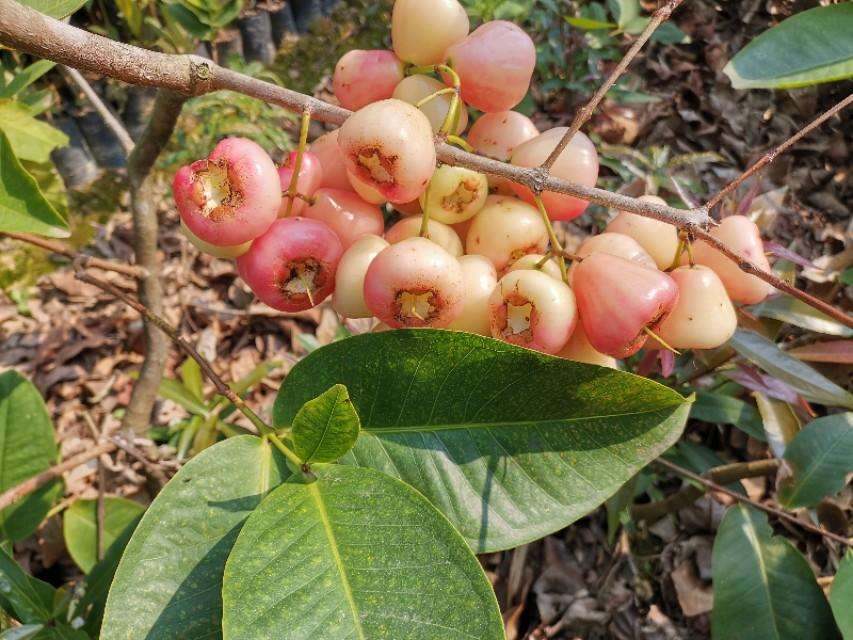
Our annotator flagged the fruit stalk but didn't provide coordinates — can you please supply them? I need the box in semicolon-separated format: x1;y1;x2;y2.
532;193;568;283
284;107;313;217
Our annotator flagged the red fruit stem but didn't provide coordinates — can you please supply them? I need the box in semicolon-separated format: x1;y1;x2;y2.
0;0;849;327
284;107;313;217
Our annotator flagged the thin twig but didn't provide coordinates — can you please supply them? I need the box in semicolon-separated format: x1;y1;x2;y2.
631;458;780;522
60;64;134;155
82;413;106;561
540;0;686;171
652;458;851;548
1;231;145;278
0;441;117;512
705;93;853;211
110;435;170;487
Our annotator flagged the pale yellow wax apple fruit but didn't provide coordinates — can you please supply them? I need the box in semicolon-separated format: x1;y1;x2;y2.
556;322;618;369
385;215;464;257
420;165;489;224
448;255;498;336
506;254;562;281
656;265;738;350
392;0;469;66
690;215;775;305
332;234;389;319
392;74;469;134
347;170;387;205
180;220;251;259
466;195;549;271
605;195;680;270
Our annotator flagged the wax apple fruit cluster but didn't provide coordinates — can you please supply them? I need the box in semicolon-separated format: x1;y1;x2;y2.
173;0;773;366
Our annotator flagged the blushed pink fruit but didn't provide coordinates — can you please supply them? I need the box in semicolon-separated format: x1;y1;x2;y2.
489;269;576;354
573;253;679;358
173;137;281;246
448;255;497;336
606;195;679;269
569;232;656;283
180;219;250;259
392;74;468;134
309;130;352;191
468;111;539;161
347;170;388;204
392;0;469;66
236;217;343;312
691;215;774;304
446;21;535;113
364;237;464;328
333;50;404;111
556;323;618;369
332;234;389;319
277;151;323;217
510;128;599;221
465;195;548;271
656;265;737;350
338;99;436;204
385;216;463;256
305;188;384;250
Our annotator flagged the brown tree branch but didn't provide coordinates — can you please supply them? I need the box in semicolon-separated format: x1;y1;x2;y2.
60;65;134;155
0;231;145;277
631;458;780;522
650;458;851;548
0;0;849;328
541;0;686;171
705;93;853;212
121;90;187;435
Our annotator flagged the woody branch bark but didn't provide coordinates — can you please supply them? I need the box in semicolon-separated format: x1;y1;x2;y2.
0;0;850;328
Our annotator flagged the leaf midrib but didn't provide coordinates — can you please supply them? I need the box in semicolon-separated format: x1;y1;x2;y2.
740;509;782;640
783;426;850;506
362;404;684;434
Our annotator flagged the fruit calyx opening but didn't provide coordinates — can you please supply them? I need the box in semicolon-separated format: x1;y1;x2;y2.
354;146;397;185
441;179;480;213
277;258;326;305
394;288;438;325
195;158;242;222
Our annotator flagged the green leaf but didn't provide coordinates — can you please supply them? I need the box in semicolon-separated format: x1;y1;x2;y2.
291;385;360;464
751;296;853;338
179;358;204;401
711;504;836;640
0;546;53;624
831;551;853;640
0;371;61;542
156;377;209;416
101;436;291;640
222;465;504;640
723;4;853;89
754;392;801;459
730;330;853;409
777;413;853;509
62;497;145;572
274;330;691;552
15;0;86;18
0;132;69;239
608;0;639;28
0;62;56;100
0;102;68;164
690;391;766;441
0;625;44;640
565;16;617;30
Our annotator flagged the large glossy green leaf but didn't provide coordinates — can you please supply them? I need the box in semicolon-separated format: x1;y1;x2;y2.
730;330;853;409
0;371;61;542
274;330;691;552
222;465;504;640
62;497;145;572
0;132;69;239
751;296;853;338
723;4;853;89
690;391;766;441
101;436;291;640
0;102;67;164
292;385;360;464
832;551;853;640
778;413;853;509
711;505;836;640
0;546;54;624
16;0;87;18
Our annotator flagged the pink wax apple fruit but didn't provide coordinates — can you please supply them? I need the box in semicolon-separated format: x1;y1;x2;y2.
338;99;436;204
277;151;323;217
304;188;384;250
465;195;549;271
385;215;464;257
180;220;250;259
333;234;389;319
691;215;775;305
447;254;498;336
364;237;464;328
445;21;536;113
573;253;679;358
468;111;539;162
510;128;599;221
392;0;469;65
309;130;352;191
489;269;576;354
606;195;680;270
236;217;343;313
333;50;404;111
569;232;656;283
173;137;281;246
